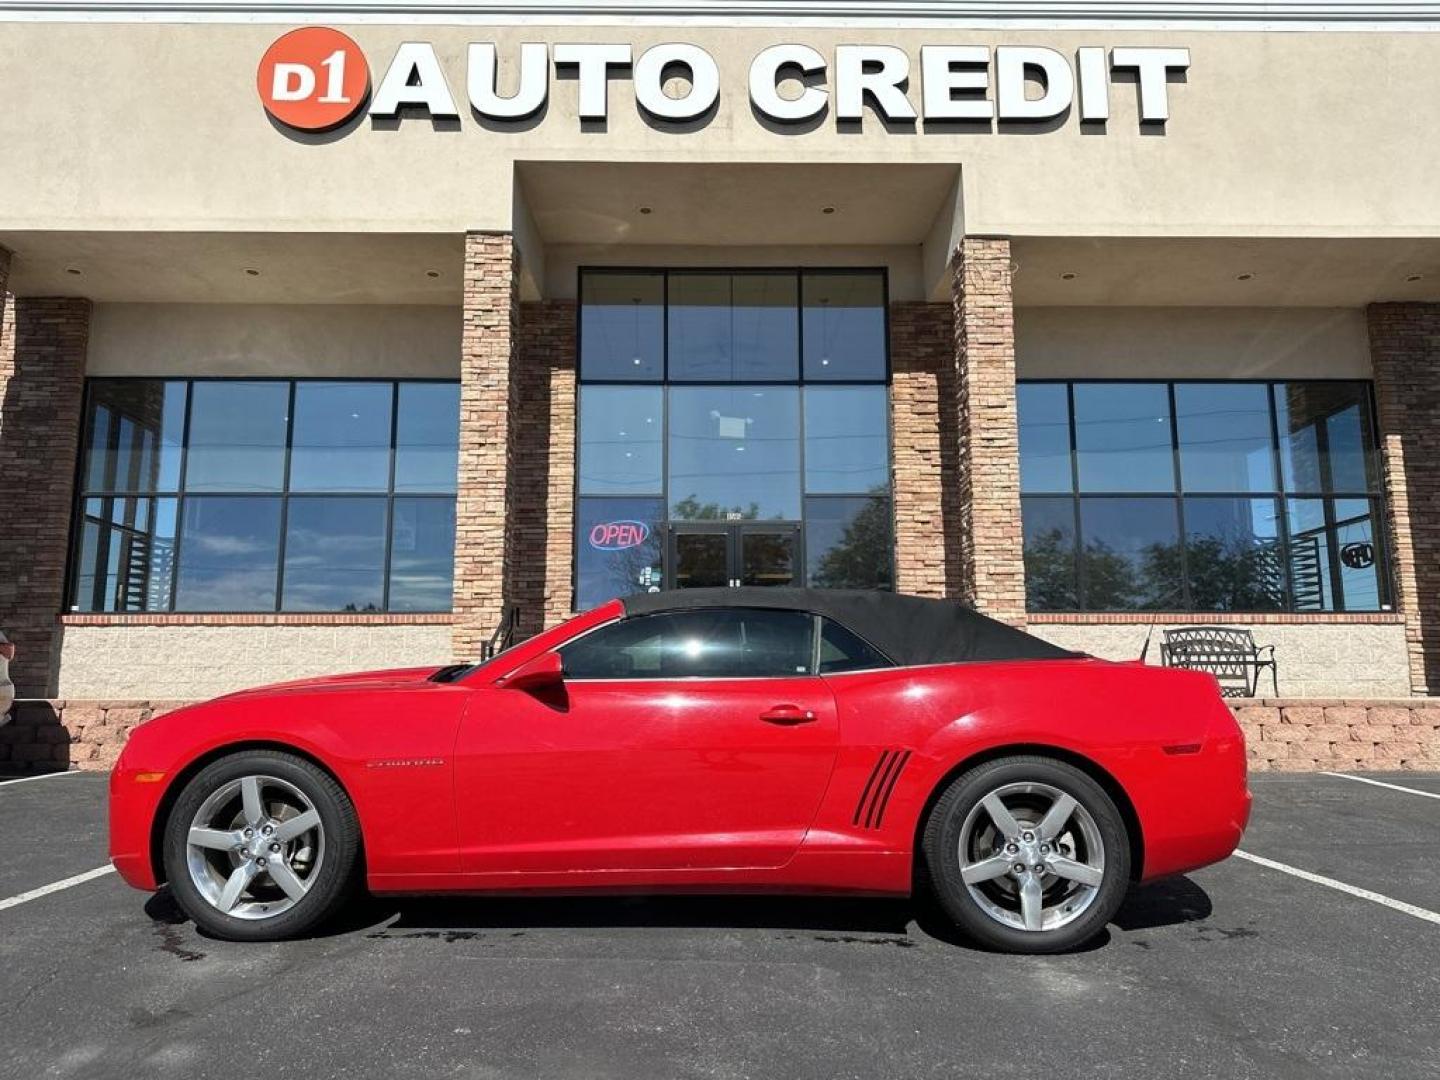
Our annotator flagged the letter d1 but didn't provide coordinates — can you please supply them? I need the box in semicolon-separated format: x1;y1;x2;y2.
258;27;371;132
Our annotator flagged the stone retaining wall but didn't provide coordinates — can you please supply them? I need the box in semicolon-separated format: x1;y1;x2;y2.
1235;699;1440;772
4;697;1439;776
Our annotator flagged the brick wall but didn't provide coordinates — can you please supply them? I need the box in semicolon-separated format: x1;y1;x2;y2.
1368;303;1440;696
952;238;1026;625
510;300;577;635
1237;699;1440;772
0;295;91;696
1;700;192;772
4;696;1437;775
890;302;963;598
452;233;520;661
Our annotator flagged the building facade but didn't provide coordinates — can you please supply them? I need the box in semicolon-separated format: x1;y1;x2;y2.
3;2;1440;769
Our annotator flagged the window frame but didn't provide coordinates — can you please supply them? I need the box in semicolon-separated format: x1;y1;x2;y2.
67;376;460;615
1018;377;1392;614
574;267;896;609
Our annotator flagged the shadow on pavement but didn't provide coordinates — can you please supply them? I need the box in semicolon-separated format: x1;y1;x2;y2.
145;875;1214;953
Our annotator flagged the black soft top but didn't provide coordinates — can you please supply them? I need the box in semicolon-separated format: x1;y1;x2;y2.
620;588;1078;667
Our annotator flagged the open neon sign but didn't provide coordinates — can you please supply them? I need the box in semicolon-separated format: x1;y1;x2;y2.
589;521;650;551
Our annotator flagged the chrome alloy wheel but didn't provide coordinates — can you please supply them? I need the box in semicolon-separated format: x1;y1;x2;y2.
185;774;325;921
957;781;1106;933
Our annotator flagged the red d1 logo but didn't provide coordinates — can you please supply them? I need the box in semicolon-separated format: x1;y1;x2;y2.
258;27;369;131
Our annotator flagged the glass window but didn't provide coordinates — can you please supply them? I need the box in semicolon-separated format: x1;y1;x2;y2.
575;497;665;610
576;268;893;599
1331;498;1383;611
1286;497;1384;612
668;273;799;382
1078;498;1183;611
1183;497;1285;611
83;381;187;493
1021;497;1077;612
71;378;460;613
174;496;283;612
817;617;893;674
578;386;664;495
185;381;290;492
561;609;815;680
579;273;664;381
668;386;801;521
1275;383;1378;494
804;386;889;495
395;383;460;493
1018;383;1073;494
70;496;177;612
388;498;456;612
805;496;893;590
1176;384;1275;493
289;382;393;493
1073;383;1175;493
281;497;388;612
1018;380;1388;613
802;272;886;381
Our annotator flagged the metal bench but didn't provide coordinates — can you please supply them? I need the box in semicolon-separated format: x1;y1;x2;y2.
1160;627;1278;698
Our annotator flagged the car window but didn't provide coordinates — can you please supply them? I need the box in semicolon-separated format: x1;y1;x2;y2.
817;617;894;675
561;609;816;680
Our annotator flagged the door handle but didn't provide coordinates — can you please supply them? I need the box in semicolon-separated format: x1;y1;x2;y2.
760;704;817;725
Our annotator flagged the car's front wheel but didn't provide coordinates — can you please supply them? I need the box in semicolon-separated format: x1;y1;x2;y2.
162;749;360;941
922;755;1131;954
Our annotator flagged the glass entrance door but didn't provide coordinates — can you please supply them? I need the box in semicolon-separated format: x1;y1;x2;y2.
668;524;800;589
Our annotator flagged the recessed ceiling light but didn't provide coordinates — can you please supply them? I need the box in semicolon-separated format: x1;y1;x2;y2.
1236;272;1254;281
1060;271;1078;281
638;206;653;215
243;267;261;277
425;269;441;279
1406;273;1424;282
821;206;836;215
64;266;83;276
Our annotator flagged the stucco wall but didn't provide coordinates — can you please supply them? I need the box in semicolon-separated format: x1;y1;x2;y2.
54;624;454;699
87;302;461;377
2;24;1440;240
1015;306;1372;380
1028;621;1412;699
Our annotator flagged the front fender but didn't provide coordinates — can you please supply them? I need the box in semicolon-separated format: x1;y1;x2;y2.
109;686;471;890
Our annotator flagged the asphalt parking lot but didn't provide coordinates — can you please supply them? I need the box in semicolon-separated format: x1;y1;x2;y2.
1;771;1437;1080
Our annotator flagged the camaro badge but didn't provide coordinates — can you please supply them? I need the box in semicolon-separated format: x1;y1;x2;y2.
366;758;445;769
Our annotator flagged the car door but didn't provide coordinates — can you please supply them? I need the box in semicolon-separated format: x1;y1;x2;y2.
453;607;839;874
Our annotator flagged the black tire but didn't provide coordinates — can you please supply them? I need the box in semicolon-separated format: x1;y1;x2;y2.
922;755;1131;954
162;749;361;941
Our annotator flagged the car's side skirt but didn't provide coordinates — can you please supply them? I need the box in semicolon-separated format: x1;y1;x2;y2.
366;849;913;896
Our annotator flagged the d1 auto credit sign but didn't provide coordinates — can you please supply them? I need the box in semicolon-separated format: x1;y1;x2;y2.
257;28;1191;134
258;27;370;131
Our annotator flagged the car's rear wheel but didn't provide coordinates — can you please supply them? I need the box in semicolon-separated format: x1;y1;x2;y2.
922;755;1131;954
162;750;360;941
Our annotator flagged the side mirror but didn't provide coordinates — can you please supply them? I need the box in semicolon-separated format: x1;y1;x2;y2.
498;650;565;692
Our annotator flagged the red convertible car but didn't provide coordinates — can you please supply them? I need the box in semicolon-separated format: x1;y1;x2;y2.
110;589;1250;953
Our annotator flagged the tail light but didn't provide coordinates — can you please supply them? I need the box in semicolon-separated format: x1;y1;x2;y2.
0;642;14;661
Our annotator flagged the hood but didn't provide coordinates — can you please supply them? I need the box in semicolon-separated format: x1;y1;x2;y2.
215;665;446;700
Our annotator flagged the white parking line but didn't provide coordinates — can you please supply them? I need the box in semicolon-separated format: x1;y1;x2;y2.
0;865;115;913
0;770;80;787
1320;771;1440;801
1235;850;1440;927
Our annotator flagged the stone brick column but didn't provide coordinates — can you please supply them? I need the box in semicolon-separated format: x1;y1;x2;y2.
890;301;962;597
1368;303;1440;696
951;237;1027;625
0;294;92;696
511;300;577;634
452;232;521;661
